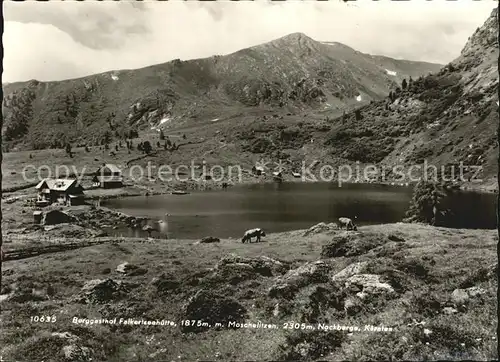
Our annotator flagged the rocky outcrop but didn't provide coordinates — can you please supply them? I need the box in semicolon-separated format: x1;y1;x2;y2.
331;261;369;281
303;222;338;236
200;236;220;243
269;261;331;299
321;232;389;258
62;345;93;361
75;279;130;304
344;274;396;296
50;331;94;362
201;254;289;287
71;207;147;231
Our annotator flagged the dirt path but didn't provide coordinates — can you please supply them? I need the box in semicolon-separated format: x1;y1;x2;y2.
1;237;151;262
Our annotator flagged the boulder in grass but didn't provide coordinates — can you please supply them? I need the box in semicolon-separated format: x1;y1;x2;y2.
331;261;369;282
269;261;331;299
62;345;93;361
451;286;487;305
116;262;147;276
200;236;220;244
217;254;289;277
151;273;180;294
75;279;129;304
344;274;395;296
303;222;338;236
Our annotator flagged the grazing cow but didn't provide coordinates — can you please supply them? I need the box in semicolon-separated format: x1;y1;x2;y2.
338;217;357;231
242;228;266;243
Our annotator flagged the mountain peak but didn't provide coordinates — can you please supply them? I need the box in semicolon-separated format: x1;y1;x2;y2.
279;32;314;41
274;32;320;47
259;32;319;52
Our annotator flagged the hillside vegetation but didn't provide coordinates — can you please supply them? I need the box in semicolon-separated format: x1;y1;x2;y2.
321;8;499;187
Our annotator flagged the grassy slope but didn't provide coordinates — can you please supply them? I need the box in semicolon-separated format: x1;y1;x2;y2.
0;224;497;361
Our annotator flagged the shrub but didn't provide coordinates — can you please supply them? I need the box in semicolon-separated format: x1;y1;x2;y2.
355;109;362;120
245;137;274;154
403;181;454;226
142;141;152;154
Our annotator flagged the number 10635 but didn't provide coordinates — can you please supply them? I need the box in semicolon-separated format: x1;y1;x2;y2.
30;315;57;323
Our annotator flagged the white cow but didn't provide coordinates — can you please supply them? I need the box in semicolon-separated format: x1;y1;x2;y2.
338;217;357;231
242;228;266;243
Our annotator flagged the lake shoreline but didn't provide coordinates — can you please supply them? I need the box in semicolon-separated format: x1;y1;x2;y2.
3;221;497;258
2;176;495;242
83;176;498;204
98;179;497;240
3;170;496;201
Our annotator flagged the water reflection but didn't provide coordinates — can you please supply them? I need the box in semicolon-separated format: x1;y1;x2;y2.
102;183;496;239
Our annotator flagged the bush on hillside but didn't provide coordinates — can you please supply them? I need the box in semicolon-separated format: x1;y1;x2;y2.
403;181;454;226
243;137;275;154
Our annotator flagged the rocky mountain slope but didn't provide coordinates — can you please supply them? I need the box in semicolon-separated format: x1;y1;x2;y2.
319;8;498;186
1;33;441;151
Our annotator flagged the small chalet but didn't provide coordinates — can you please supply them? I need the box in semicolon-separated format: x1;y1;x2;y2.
252;165;265;176
35;178;85;206
93;163;123;188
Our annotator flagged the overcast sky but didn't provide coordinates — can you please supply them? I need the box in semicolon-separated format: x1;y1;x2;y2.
3;0;497;83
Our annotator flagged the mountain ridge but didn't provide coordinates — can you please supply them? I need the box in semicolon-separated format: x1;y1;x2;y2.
1;33;442;151
1;32;442;86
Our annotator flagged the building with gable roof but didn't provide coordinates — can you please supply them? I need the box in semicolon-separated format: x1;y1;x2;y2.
35;178;85;206
92;163;124;188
